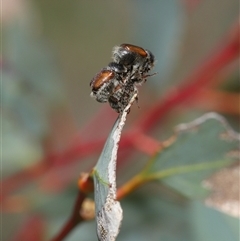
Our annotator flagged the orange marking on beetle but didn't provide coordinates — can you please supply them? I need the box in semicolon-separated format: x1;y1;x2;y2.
121;44;147;57
91;70;115;91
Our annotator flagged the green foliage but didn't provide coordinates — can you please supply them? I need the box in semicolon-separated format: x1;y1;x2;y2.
142;113;239;198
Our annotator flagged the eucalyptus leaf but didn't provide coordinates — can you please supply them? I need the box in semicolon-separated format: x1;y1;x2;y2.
189;201;239;241
144;113;240;198
93;93;137;241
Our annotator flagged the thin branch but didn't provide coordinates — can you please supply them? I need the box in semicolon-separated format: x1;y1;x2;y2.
50;191;87;241
136;23;239;132
10;215;45;241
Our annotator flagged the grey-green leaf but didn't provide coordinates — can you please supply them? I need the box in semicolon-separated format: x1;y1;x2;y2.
145;113;240;199
93;93;137;241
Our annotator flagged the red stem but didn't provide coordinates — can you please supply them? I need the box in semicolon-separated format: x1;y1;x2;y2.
10;216;45;241
136;27;239;132
1;138;104;199
50;191;86;241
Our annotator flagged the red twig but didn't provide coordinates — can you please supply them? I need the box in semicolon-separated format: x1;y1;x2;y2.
189;88;240;115
182;0;202;10
10;215;45;241
50;191;87;241
136;25;239;132
1;161;50;200
1;138;105;199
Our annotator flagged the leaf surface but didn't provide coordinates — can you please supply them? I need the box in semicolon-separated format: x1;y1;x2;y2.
144;113;240;198
93;93;137;241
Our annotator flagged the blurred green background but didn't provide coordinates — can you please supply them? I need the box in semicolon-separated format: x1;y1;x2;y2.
2;0;239;241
